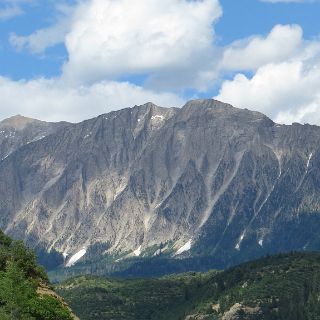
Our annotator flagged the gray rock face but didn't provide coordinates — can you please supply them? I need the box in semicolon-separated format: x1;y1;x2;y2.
1;99;320;265
221;303;262;320
0;115;69;160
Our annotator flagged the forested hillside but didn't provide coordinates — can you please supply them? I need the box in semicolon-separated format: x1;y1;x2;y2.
57;252;320;320
0;230;75;319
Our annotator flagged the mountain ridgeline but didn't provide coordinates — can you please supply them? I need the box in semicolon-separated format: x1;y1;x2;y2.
1;99;320;270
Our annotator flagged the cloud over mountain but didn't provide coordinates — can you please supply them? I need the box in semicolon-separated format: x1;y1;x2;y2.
2;0;320;125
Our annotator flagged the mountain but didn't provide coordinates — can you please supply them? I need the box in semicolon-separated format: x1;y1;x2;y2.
1;99;320;270
0;230;76;319
0;114;70;161
57;252;320;320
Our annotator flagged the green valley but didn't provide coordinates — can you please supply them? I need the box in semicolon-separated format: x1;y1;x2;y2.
57;252;320;320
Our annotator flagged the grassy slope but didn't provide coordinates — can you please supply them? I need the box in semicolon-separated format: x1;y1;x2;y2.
57;252;320;320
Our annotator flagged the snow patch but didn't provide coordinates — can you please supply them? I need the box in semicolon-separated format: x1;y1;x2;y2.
26;135;47;145
66;248;86;267
153;244;169;256
154;202;162;209
151;115;165;122
133;246;142;257
1;131;15;139
143;214;152;231
35;135;46;141
307;153;313;169
176;239;192;255
235;232;245;250
114;184;126;200
295;152;314;192
1;154;9;161
153;249;161;256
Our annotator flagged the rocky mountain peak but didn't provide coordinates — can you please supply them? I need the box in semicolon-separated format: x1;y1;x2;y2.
133;101;162;111
2;99;320;270
181;99;273;124
131;102;177;122
0;114;40;130
0;115;70;161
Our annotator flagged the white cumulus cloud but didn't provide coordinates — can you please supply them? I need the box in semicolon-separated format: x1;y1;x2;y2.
0;77;184;122
62;0;222;89
4;0;225;121
220;24;303;71
10;0;222;90
4;1;320;126
216;23;320;125
1;0;223;122
216;60;320;124
0;5;23;21
0;0;38;21
9;3;73;53
10;18;70;54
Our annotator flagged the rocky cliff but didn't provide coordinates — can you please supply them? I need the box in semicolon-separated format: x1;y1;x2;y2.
1;99;320;267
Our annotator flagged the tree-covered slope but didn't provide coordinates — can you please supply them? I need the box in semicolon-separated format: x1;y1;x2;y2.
57;252;320;320
57;272;213;320
0;230;75;319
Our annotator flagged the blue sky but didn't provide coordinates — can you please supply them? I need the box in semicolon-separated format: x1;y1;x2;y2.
0;1;69;79
0;0;320;124
217;0;320;43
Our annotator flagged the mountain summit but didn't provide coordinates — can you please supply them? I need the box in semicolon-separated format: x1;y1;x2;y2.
0;114;39;130
1;99;320;268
